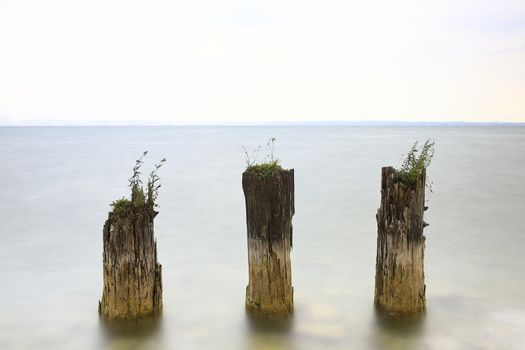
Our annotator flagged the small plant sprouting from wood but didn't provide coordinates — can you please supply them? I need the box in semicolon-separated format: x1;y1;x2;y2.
242;138;282;179
129;151;147;189
242;145;261;168
147;158;166;207
397;140;435;186
111;151;166;215
266;137;276;163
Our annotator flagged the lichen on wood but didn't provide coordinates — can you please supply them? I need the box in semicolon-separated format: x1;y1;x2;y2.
242;167;294;318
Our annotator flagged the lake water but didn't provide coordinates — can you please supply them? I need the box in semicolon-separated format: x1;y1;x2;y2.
1;126;524;350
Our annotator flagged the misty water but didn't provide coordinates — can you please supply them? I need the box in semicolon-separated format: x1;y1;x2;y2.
1;126;524;350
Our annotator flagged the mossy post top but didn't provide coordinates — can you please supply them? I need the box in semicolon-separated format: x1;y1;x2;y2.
244;160;293;179
381;165;427;189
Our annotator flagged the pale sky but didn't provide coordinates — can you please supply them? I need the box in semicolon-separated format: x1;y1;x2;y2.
1;0;524;124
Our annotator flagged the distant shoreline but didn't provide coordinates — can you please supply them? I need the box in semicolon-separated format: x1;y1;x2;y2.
1;121;524;127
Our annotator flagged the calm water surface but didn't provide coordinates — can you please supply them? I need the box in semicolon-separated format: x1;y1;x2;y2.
1;126;524;349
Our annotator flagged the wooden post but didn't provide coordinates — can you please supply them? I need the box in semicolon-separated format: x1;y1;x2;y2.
242;168;294;317
374;166;427;316
99;193;163;321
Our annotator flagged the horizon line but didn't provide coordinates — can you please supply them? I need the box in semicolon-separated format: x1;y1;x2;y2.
1;120;525;127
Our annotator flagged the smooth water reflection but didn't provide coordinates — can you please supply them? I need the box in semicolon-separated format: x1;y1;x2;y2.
372;310;426;350
244;314;295;350
99;315;165;350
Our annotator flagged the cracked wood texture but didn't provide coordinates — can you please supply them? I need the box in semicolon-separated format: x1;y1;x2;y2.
242;168;294;318
374;166;427;316
99;207;163;321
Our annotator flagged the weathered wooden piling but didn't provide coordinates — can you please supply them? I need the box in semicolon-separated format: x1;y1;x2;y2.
242;167;294;318
99;154;165;321
374;166;427;316
98;192;163;321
